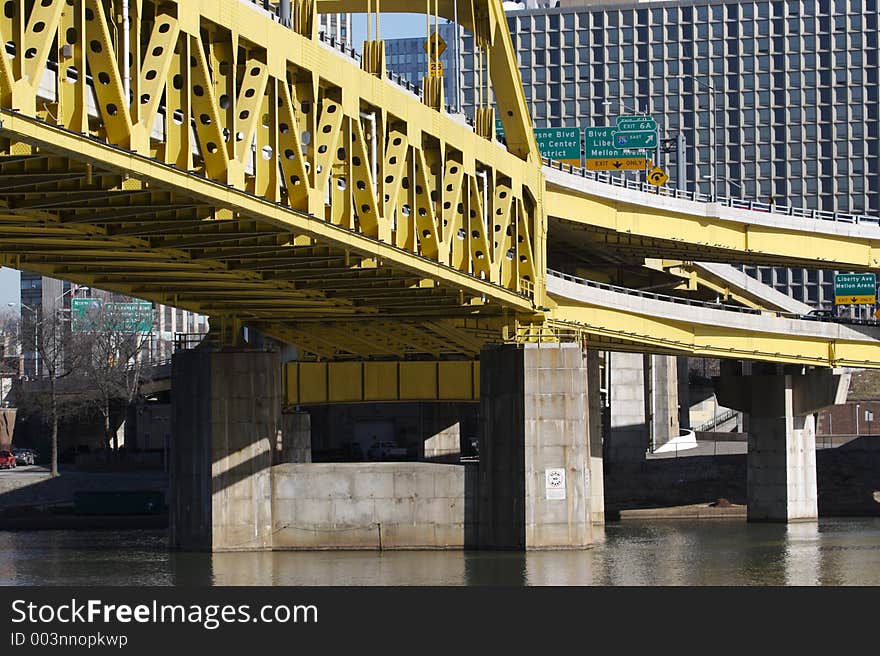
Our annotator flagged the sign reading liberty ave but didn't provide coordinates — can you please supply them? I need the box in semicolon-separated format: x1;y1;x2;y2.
834;272;877;305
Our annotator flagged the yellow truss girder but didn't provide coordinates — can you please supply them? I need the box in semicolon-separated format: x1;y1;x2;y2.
0;0;545;308
0;117;534;359
318;0;539;162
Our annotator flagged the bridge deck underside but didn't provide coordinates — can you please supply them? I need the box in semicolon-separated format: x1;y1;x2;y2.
0;145;502;359
549;218;871;272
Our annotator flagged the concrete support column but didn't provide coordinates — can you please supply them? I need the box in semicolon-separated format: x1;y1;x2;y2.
280;411;311;463
478;343;592;550
606;351;648;463
676;356;691;430
170;348;280;551
587;350;604;524
606;352;680;462
716;368;849;522
648;354;680;450
747;405;817;522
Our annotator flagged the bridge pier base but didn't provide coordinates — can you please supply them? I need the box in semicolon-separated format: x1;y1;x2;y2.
478;343;593;549
606;352;680;463
587;350;605;525
169;348;280;551
716;367;849;522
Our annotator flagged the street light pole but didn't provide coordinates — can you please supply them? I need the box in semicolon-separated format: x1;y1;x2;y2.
687;75;716;200
603;99;642;115
704;175;743;198
18;303;39;378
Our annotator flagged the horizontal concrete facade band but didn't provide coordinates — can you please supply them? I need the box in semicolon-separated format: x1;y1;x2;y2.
286;361;480;405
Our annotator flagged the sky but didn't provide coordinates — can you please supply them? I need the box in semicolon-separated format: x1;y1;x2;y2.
0;267;19;308
349;13;434;46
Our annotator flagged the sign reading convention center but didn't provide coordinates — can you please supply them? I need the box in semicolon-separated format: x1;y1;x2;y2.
534;127;581;166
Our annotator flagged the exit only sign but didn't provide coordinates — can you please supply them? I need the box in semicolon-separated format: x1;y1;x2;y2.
834;272;877;305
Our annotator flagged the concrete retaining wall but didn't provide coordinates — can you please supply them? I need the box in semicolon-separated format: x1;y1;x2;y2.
0;471;167;509
604;436;880;518
271;462;478;550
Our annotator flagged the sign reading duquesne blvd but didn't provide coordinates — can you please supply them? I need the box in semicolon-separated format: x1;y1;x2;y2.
834;272;877;305
534;127;581;165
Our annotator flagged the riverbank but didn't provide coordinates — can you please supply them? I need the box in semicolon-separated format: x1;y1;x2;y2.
0;511;168;530
617;501;746;520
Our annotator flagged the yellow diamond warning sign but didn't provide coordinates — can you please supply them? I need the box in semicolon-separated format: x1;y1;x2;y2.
424;31;447;60
647;166;669;186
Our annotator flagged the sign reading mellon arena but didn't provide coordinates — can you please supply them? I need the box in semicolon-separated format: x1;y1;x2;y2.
834;272;877;305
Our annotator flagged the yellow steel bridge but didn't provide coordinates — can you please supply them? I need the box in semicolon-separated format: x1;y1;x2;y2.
1;0;879;367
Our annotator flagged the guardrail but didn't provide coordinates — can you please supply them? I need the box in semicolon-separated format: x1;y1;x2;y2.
316;33;472;123
692;409;739;433
547;269;880;326
542;157;880;227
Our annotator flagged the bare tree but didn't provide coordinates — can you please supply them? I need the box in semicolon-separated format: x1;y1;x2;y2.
76;302;154;453
17;304;82;476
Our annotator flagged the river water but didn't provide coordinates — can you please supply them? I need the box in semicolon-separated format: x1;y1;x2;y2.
1;518;878;586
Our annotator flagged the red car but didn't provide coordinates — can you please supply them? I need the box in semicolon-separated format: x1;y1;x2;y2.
0;450;16;469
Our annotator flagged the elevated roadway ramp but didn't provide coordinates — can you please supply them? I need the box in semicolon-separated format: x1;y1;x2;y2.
546;271;880;368
689;262;812;314
663;261;813;314
544;166;880;272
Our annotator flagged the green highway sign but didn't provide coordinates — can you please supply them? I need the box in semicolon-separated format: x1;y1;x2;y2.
107;301;154;332
534;127;581;165
613;130;657;150
583;126;618;159
834;273;877;305
616;115;657;132
71;298;103;332
71;298;153;332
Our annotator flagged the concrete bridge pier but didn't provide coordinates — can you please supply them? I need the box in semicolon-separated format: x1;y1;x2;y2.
478;343;593;549
586;350;604;525
169;348;281;551
605;352;681;464
715;366;849;522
